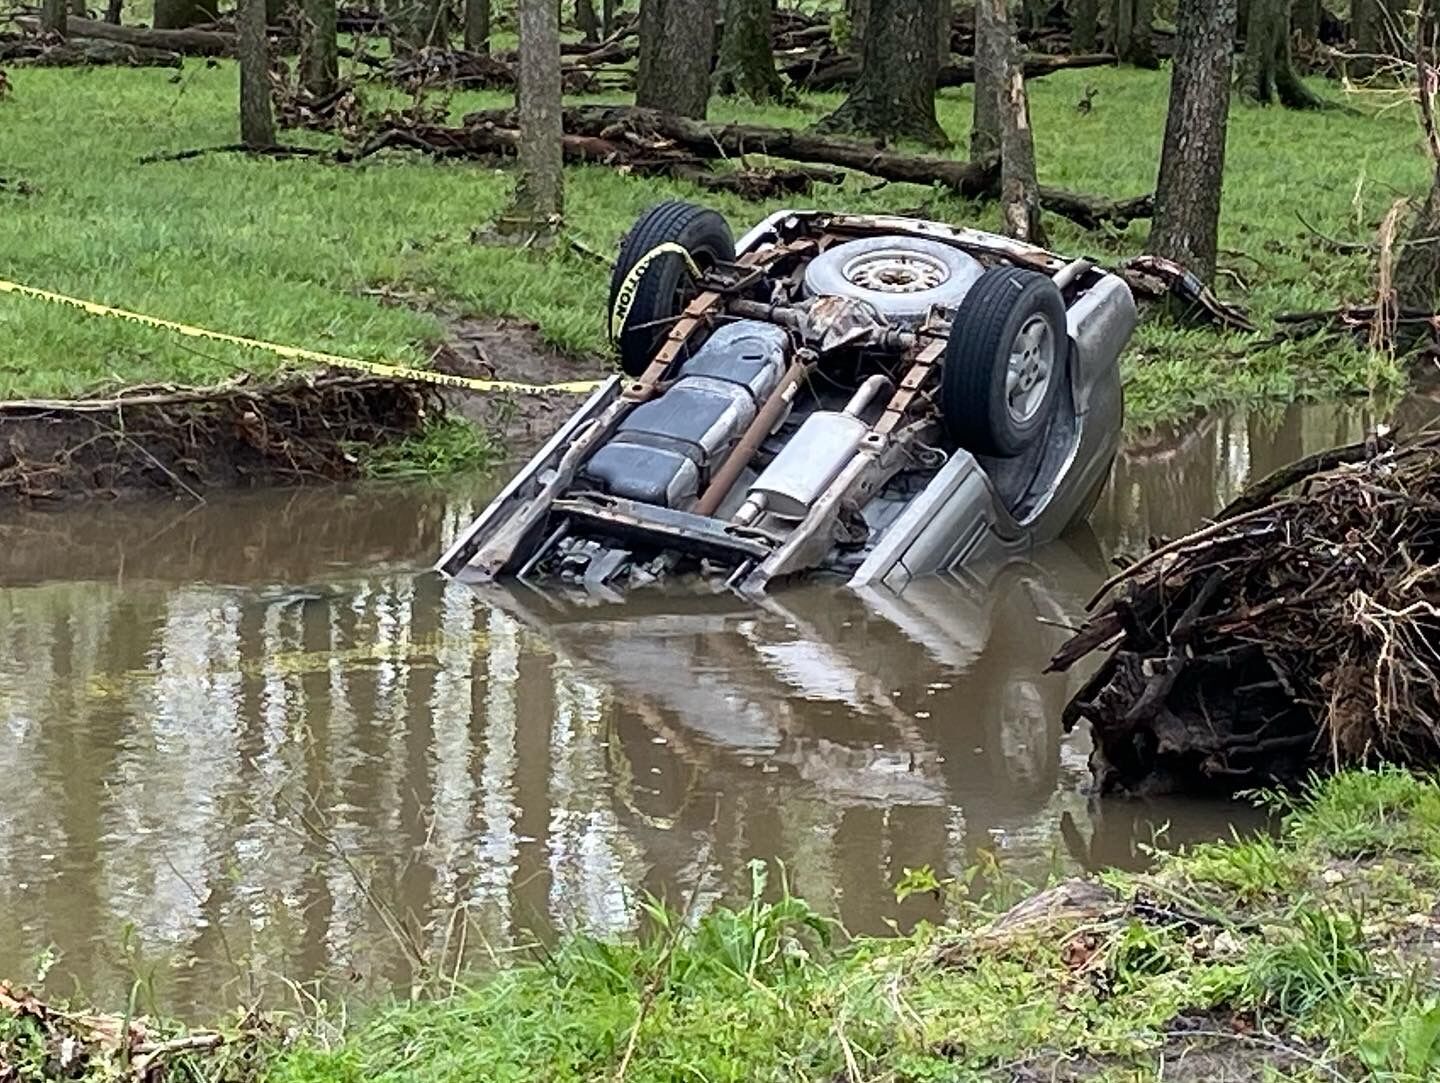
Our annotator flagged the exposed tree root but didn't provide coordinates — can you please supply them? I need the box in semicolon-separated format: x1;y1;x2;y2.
1050;428;1440;795
0;374;435;502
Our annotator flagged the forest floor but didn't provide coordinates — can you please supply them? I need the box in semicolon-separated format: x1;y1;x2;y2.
0;56;1427;448
6;768;1440;1081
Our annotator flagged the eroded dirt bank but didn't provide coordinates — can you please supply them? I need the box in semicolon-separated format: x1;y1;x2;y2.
0;374;434;501
0;318;605;503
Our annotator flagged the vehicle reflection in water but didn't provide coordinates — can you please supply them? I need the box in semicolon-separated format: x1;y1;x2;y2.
0;396;1432;1017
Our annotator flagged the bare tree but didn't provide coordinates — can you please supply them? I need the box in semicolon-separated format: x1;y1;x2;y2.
501;0;564;235
577;0;600;41
465;0;491;52
238;0;275;147
300;0;338;97
971;0;1001;160
818;0;948;146
388;0;447;51
1072;0;1099;50
41;0;68;34
1398;12;1440;312
981;0;1044;242
1146;0;1238;282
1353;0;1403;79
1110;0;1159;66
847;0;870;49
1240;0;1325;107
637;0;715;119
714;0;786;102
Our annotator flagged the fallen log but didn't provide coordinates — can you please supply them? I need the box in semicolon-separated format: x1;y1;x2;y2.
345;120;844;200
463;104;1000;197
1049;428;1440;796
0;35;181;66
1037;185;1151;229
787;49;1115;92
380;47;635;92
14;14;236;53
459;105;1146;227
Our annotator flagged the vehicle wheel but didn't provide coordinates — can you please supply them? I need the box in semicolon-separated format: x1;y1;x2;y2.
802;235;984;325
941;266;1067;457
608;201;735;377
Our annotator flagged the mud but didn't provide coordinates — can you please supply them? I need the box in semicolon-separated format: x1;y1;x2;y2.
0;375;433;502
432;315;609;452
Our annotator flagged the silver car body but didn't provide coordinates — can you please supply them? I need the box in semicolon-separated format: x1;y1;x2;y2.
438;211;1137;594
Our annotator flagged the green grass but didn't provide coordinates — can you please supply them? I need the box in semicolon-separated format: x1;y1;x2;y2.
0;59;1425;428
354;415;501;478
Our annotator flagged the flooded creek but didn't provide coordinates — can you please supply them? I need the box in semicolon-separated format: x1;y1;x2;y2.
1;395;1436;1017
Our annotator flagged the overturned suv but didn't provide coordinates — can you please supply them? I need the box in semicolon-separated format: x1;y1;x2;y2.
439;204;1137;595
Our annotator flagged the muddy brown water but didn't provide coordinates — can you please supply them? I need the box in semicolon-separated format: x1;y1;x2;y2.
2;395;1437;1018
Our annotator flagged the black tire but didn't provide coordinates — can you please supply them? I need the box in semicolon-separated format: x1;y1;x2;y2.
940;266;1068;457
608;201;735;377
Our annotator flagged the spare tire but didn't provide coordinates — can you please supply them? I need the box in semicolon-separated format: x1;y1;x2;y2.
608;201;735;377
940;266;1067;457
802;235;985;325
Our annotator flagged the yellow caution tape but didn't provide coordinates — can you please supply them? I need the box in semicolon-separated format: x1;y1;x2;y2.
607;242;704;342
0;278;607;396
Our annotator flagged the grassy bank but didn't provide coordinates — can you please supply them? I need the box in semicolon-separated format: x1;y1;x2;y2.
0;60;1422;428
7;769;1440;1080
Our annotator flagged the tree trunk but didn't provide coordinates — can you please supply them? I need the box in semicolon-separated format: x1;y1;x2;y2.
238;0;275;147
153;0;218;28
465;0;491;52
68;0;85;16
848;0;870;52
983;0;1045;243
1240;0;1325;106
714;0;785;101
1396;10;1440;313
971;0;1002;160
636;0;715;119
1021;0;1046;30
817;0;948;146
1353;0;1402;79
1109;0;1133;56
387;0;447;51
1072;0;1099;51
105;0;121;22
576;0;600;41
299;0;337;96
1110;0;1158;66
936;0;952;63
42;0;68;34
602;0;617;36
1146;0;1237;283
504;0;565;233
1294;0;1320;47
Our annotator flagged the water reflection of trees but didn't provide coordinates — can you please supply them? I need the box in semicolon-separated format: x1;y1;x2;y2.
13;398;1432;1016
1091;399;1434;558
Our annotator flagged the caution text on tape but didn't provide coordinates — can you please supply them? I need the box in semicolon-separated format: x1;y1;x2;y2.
607;242;703;342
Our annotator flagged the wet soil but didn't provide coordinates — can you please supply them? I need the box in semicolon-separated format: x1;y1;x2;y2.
0;375;433;502
431;315;609;452
0;316;605;504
